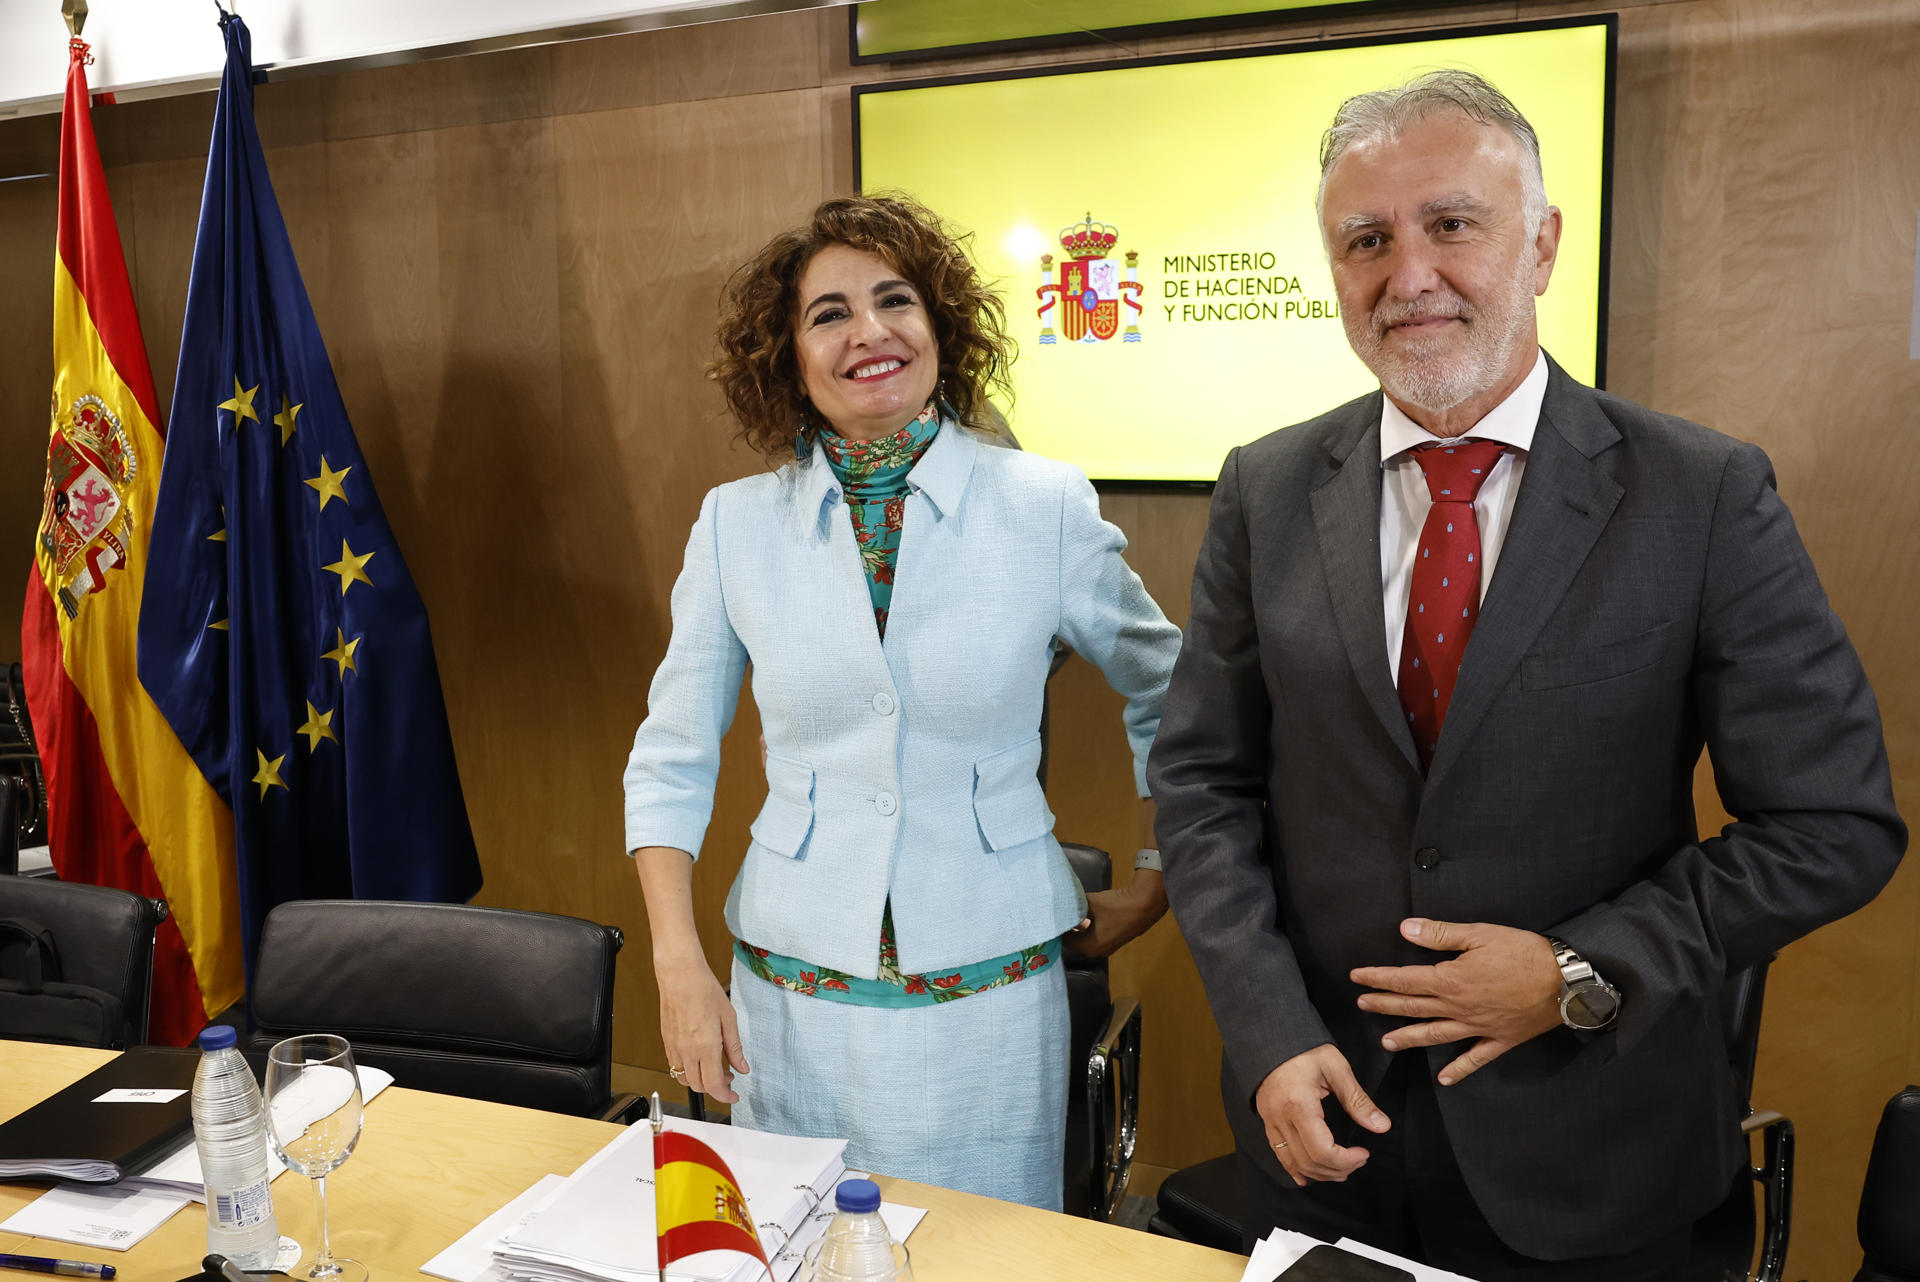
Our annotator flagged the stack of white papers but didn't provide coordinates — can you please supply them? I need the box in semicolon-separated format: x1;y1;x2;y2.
488;1119;900;1282
428;1165;924;1282
1240;1229;1480;1282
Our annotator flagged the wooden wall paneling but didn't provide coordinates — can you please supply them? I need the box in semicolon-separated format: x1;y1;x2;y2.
551;87;829;1066
0;112;57;180
1606;2;1730;415
118;157;204;420
402;117;569;920
317;129;446;536
1653;3;1920;1277
322;45;556;143
547;8;825;117
0;178;55;566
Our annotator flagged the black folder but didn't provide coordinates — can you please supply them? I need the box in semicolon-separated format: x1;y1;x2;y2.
0;1046;200;1182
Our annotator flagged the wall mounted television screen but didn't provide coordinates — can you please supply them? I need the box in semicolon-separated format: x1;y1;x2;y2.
853;0;1509;62
853;16;1615;486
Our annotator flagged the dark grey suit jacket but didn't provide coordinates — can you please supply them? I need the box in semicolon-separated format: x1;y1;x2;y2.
1150;358;1906;1259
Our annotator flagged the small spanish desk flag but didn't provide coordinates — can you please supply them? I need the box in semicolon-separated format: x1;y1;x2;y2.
137;9;480;973
21;35;244;1043
653;1115;770;1272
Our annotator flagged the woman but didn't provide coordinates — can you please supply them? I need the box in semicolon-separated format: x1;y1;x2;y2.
623;195;1179;1211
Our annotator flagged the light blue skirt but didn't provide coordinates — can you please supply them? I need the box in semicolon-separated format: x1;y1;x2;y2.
728;953;1068;1211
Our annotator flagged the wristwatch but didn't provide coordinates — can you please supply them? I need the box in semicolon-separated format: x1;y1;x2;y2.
1132;848;1163;874
1545;936;1621;1031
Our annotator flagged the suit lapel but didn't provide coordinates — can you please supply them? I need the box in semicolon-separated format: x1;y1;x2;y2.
879;424;975;661
1308;395;1420;772
1427;364;1624;785
791;440;891;671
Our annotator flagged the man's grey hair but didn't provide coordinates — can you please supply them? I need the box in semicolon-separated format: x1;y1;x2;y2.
1317;68;1550;236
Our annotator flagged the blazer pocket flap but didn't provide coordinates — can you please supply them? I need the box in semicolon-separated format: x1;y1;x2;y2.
1523;621;1672;691
748;753;815;858
972;735;1054;852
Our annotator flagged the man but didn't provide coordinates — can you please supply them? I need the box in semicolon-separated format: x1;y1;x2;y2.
1150;70;1905;1280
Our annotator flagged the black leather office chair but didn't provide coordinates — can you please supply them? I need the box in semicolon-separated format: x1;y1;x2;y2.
2;661;48;856
247;900;638;1121
1059;841;1143;1222
0;873;167;1047
1853;1085;1920;1282
1148;960;1793;1267
0;776;18;878
1689;956;1793;1282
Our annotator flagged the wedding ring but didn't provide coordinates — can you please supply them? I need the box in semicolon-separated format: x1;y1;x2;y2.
1272;1140;1289;1151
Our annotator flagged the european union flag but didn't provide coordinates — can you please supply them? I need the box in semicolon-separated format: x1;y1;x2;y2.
138;11;481;972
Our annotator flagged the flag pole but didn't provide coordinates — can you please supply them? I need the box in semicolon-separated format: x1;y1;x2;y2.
61;0;86;38
650;1092;666;1282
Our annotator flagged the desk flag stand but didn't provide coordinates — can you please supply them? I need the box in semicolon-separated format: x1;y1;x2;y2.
648;1093;776;1282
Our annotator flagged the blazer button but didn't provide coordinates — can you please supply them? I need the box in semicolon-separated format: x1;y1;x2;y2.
875;792;898;817
871;691;896;716
1414;846;1443;870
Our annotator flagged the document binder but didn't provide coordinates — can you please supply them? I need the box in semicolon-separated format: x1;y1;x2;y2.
0;1048;200;1183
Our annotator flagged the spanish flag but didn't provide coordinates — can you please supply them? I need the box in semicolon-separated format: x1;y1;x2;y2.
18;37;244;1043
654;1129;770;1271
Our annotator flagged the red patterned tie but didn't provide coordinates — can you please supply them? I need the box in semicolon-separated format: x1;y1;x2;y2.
1396;440;1506;771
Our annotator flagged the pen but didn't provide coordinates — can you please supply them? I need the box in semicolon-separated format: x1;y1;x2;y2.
0;1255;115;1280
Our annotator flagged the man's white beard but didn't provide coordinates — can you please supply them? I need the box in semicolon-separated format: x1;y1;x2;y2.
1347;251;1537;413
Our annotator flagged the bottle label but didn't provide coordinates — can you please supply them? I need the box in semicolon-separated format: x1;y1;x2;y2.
212;1178;273;1230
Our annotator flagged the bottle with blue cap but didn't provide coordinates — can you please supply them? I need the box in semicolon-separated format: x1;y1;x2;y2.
804;1178;912;1282
191;1025;279;1269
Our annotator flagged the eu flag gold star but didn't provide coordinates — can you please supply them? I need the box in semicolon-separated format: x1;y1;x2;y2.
274;395;303;446
219;378;261;425
322;540;374;595
253;749;288;799
323;627;362;677
297;701;337;752
305;457;352;511
209;618;229;632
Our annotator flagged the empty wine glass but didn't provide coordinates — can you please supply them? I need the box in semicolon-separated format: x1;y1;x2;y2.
264;1034;366;1282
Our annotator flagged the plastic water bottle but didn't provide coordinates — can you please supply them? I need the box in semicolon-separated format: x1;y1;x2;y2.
191;1025;279;1269
806;1178;911;1282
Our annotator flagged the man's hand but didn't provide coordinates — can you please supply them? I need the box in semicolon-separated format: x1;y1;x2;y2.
1254;1044;1391;1186
1351;918;1563;1086
1063;870;1168;958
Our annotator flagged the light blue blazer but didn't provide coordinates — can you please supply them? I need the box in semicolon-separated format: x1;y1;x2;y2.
623;424;1181;979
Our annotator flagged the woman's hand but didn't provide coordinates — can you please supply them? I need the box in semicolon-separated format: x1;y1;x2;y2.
1064;869;1169;958
633;846;747;1103
655;949;749;1103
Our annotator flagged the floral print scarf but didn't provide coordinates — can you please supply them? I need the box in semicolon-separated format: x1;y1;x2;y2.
817;402;940;637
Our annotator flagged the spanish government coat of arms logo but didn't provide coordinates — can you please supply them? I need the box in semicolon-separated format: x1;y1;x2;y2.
1036;213;1144;345
39;391;140;620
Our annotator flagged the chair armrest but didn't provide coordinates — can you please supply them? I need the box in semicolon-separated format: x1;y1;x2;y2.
601;1092;646;1124
1085;996;1142;1223
1742;1109;1794;1282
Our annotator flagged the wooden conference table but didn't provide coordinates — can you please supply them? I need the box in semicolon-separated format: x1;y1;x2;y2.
0;1043;1244;1282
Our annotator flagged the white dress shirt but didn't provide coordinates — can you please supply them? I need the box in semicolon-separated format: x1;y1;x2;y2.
1379;348;1548;677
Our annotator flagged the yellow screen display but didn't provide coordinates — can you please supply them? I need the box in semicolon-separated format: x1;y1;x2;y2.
855;20;1612;483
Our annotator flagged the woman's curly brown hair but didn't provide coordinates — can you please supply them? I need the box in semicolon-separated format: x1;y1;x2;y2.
710;194;1015;459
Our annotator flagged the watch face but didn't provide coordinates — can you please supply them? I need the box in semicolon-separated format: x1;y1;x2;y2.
1563;983;1620;1030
